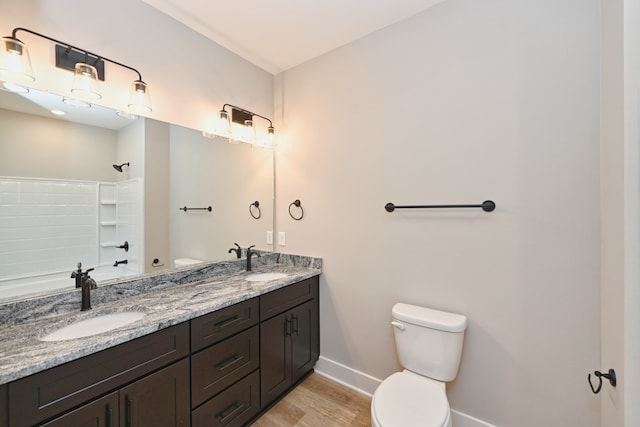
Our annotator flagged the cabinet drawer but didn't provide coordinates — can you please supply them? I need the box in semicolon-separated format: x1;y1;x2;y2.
40;391;118;427
8;322;189;427
191;298;259;352
260;276;319;321
191;326;259;408
192;370;260;427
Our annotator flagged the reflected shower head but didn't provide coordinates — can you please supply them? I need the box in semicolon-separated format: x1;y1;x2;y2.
113;162;130;172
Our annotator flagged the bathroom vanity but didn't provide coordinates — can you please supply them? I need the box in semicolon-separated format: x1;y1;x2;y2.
0;254;321;427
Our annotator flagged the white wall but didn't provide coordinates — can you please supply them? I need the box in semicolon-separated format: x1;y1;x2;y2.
275;0;601;426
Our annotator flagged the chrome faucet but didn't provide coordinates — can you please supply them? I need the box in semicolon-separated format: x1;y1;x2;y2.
246;245;260;271
71;262;96;311
228;242;242;259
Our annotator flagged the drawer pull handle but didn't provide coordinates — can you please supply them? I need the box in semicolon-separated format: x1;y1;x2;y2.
217;354;243;370
285;316;292;336
125;397;133;427
215;314;240;329
217;401;245;423
291;314;299;336
106;405;113;427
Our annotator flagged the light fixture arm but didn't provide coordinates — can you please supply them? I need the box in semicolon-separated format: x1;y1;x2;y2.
222;103;273;128
9;27;145;83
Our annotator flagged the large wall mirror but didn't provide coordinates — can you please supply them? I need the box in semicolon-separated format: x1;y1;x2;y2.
0;89;274;302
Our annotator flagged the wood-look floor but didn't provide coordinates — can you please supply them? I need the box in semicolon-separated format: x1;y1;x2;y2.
251;373;372;427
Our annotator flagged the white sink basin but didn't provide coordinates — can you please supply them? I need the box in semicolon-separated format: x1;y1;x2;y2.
245;272;288;282
40;311;146;342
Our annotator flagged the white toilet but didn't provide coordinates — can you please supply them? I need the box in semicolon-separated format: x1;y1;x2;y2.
371;303;467;427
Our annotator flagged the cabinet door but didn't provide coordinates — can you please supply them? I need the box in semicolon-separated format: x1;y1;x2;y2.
260;311;291;406
119;359;189;427
291;299;320;383
40;391;118;427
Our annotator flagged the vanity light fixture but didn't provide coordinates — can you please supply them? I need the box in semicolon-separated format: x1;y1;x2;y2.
0;27;152;113
0;35;34;91
70;62;101;100
208;104;275;147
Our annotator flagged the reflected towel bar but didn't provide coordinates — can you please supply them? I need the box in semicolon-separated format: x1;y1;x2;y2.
384;200;496;213
179;206;212;212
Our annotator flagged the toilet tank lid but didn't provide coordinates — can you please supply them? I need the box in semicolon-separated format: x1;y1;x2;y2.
392;303;467;332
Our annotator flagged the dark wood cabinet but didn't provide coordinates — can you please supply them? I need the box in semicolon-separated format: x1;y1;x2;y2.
120;359;190;427
8;323;189;427
40;360;190;427
260;277;319;407
0;384;7;427
3;274;320;427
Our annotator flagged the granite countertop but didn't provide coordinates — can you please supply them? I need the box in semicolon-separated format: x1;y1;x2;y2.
0;263;320;385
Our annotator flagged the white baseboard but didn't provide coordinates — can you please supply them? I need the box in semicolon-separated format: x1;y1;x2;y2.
315;356;497;427
451;410;498;427
314;356;381;396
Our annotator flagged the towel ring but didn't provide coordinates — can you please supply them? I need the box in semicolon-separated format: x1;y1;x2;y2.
249;201;261;219
289;199;304;221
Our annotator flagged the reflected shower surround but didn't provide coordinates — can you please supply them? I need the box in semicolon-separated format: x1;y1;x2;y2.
0;176;143;298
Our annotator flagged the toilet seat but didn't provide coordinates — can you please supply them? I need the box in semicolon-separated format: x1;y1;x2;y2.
372;372;450;427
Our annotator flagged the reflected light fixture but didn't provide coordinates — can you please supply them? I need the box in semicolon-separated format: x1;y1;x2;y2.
71;62;101;100
208;104;275;147
0;27;152;113
0;35;34;90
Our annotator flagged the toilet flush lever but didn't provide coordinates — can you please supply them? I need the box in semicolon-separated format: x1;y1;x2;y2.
391;321;405;331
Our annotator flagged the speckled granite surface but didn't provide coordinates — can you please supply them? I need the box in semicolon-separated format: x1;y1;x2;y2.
0;252;322;385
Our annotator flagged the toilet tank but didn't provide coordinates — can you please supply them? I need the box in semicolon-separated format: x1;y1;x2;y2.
392;303;467;382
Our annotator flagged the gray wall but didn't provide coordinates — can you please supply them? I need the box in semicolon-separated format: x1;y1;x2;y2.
274;0;601;426
0;108;118;181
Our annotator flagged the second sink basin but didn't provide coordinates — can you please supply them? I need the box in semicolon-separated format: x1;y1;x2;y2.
245;272;288;282
40;311;146;342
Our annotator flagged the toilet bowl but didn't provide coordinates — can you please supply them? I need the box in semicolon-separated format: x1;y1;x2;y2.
372;371;451;427
371;303;466;427
174;258;203;268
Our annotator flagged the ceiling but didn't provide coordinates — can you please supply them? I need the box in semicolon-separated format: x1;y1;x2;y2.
141;0;446;74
